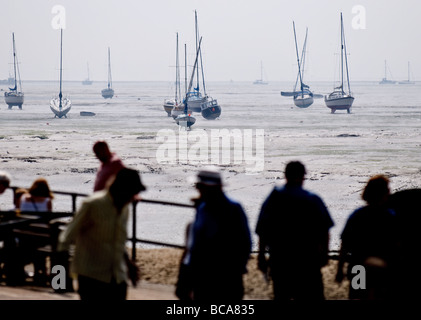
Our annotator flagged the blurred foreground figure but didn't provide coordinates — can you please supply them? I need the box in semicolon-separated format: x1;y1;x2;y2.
176;167;252;301
93;140;125;192
256;161;334;300
336;175;399;300
58;168;146;300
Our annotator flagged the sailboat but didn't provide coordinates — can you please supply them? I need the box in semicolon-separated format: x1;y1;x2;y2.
193;11;221;120
185;11;207;113
164;33;182;117
398;62;415;85
82;62;93;85
281;23;314;108
50;29;71;118
171;43;193;119
174;38;203;130
101;47;114;99
253;61;268;85
325;13;354;114
4;33;24;109
379;60;396;85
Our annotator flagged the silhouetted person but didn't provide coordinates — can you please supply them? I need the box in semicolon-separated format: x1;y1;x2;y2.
336;175;399;300
58;168;146;300
179;167;252;301
256;161;333;300
93;140;125;192
387;188;421;300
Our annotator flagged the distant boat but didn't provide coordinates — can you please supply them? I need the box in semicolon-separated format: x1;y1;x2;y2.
82;62;93;85
325;13;354;114
50;29;71;118
398;61;415;85
80;111;95;116
0;75;14;86
281;23;314;109
201;98;221;120
101;47;114;99
4;33;24;110
164;33;182;117
253;61;268;85
379;60;397;85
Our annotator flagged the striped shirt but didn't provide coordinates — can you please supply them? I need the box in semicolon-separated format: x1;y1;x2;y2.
58;190;128;284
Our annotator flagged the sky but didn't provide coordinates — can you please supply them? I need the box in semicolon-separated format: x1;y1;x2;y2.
1;0;420;82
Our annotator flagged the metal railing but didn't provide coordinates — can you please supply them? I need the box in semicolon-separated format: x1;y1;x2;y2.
5;186;195;261
3;186;339;262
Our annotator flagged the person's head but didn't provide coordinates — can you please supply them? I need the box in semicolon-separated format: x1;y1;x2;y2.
28;178;54;199
93;140;112;163
284;161;306;186
362;175;390;206
193;167;224;199
109;168;146;210
0;171;11;194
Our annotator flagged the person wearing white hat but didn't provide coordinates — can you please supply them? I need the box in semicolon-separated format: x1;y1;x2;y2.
177;167;252;301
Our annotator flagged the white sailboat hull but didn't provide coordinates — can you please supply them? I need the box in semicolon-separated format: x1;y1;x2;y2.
293;95;314;108
186;93;205;112
171;104;192;119
163;99;177;116
175;114;196;128
4;92;24;108
101;88;114;99
50;97;72;118
325;94;354;113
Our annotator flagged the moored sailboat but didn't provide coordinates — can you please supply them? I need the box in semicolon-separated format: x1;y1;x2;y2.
50;29;71;118
4;33;24;110
253;61;268;85
398;62;415;85
164;33;182;117
281;22;314;108
379;60;397;85
325;13;354;114
101;47;114;99
82;62;93;85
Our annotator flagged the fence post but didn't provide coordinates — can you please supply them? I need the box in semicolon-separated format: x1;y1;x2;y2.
131;201;137;261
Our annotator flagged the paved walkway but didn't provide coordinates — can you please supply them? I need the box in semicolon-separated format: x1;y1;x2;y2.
0;281;178;300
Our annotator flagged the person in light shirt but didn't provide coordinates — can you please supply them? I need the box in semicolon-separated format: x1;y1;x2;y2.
58;167;146;300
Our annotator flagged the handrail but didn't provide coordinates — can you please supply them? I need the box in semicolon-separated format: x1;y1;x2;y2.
4;186;339;262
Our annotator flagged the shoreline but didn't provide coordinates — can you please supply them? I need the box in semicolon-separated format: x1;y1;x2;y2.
135;248;349;300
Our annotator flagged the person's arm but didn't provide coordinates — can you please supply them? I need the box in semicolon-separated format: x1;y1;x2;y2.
47;198;53;212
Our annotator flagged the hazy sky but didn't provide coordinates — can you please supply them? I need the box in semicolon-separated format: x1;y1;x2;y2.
1;0;420;82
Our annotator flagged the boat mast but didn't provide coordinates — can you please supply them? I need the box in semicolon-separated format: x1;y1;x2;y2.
342;13;352;94
195;10;200;93
408;61;410;81
293;22;304;92
59;28;63;109
185;37;202;114
107;47;112;89
175;32;180;102
87;62;90;80
11;33;17;91
184;44;187;95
